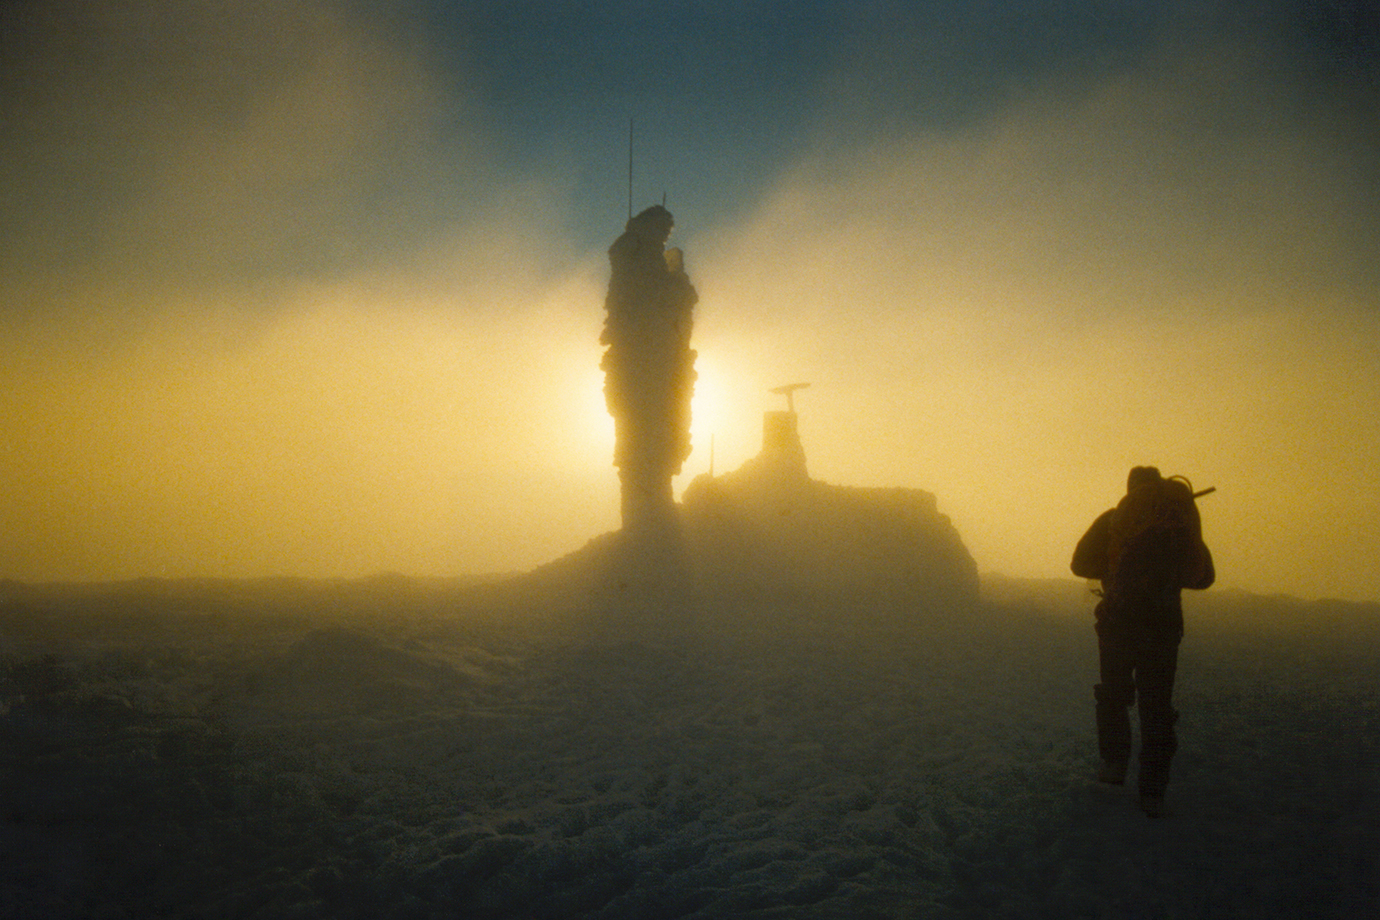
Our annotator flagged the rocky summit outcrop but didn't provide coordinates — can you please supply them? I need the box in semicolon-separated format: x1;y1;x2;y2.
678;420;978;616
520;409;978;621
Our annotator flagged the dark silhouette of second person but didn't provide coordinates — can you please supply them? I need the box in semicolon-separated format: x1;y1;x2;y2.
1071;466;1214;817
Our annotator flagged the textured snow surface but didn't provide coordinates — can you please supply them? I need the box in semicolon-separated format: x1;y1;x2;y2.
2;581;1376;918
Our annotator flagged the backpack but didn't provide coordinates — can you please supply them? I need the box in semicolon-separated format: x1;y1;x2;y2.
1105;475;1205;599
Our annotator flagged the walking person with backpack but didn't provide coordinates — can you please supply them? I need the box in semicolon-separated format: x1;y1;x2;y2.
1071;466;1216;817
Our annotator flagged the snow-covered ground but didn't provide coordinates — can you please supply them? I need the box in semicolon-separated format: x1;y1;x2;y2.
1;577;1376;918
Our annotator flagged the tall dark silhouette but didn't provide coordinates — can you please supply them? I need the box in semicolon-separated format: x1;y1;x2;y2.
600;205;698;540
1071;465;1215;818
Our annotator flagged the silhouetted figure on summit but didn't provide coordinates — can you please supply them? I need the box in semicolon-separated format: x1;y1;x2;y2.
600;205;698;540
1072;466;1215;818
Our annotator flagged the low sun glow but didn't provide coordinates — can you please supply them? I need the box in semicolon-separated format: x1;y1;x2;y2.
685;356;726;480
583;366;616;455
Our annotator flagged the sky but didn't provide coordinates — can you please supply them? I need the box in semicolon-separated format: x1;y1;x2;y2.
1;1;1377;601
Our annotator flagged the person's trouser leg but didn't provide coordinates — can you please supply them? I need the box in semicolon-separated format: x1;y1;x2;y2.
1095;617;1135;771
1134;635;1180;799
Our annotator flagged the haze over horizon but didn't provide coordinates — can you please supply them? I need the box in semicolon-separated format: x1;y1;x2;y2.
2;1;1377;602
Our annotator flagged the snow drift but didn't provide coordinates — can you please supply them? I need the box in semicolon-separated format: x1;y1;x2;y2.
1;575;1375;918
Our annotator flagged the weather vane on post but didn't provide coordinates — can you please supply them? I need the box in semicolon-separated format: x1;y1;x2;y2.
769;382;811;415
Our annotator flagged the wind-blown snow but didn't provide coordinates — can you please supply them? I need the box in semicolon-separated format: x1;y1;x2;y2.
1;577;1375;918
